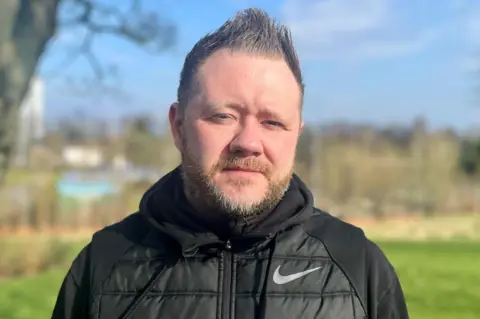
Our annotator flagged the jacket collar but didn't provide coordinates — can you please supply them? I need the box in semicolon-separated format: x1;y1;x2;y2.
139;166;314;255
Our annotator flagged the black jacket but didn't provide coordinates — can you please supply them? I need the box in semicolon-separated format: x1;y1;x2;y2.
51;167;409;319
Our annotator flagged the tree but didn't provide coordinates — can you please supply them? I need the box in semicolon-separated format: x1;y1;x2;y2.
459;138;480;212
0;0;176;184
460;139;480;178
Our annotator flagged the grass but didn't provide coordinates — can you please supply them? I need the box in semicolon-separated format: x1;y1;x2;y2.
3;169;59;187
354;214;480;241
0;240;479;319
0;270;67;319
378;240;480;319
0;235;87;277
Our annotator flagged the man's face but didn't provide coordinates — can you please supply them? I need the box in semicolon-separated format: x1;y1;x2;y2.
170;49;303;217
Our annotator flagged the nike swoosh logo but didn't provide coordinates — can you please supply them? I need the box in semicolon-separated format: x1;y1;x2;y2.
273;265;322;284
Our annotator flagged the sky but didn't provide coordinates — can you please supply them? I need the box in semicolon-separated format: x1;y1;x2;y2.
37;0;480;132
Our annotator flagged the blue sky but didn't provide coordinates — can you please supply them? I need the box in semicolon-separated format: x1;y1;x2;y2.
38;0;480;131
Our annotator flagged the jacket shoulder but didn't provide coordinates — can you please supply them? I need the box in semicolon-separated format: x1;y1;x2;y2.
91;212;175;260
302;209;368;312
60;212;145;291
303;209;365;241
92;212;148;242
303;209;407;318
363;238;408;317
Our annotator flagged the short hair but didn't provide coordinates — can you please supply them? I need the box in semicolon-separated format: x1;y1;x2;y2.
177;8;304;109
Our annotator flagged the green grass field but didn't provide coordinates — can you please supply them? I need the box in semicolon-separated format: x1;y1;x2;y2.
0;240;479;319
378;241;480;319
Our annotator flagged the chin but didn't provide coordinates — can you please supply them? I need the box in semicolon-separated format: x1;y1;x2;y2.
217;182;268;202
225;191;266;205
216;170;266;184
220;195;266;215
217;175;267;190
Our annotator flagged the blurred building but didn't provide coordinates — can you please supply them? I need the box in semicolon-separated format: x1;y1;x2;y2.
13;77;45;166
61;145;104;168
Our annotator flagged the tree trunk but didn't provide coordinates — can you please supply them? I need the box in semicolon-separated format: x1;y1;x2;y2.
0;0;60;184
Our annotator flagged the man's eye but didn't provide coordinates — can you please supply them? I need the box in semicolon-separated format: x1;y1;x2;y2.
210;114;234;123
264;120;283;127
213;114;231;119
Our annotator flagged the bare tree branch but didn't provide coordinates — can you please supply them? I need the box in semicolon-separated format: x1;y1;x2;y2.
49;0;176;81
130;0;141;13
64;0;177;48
81;33;103;79
47;32;90;79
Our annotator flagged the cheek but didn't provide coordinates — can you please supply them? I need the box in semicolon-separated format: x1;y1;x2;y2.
266;134;298;171
185;124;230;168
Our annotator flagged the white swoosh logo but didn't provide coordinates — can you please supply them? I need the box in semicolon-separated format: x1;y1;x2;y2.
273;265;323;284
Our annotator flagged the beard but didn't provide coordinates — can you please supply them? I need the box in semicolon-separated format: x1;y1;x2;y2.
180;137;292;219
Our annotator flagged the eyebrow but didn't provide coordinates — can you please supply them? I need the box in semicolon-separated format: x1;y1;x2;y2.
206;101;244;111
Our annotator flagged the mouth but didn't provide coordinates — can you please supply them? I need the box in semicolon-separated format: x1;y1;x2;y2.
222;167;262;174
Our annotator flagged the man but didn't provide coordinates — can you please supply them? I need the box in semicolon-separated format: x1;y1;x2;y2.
51;8;409;319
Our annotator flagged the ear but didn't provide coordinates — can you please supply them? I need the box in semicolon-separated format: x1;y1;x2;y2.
169;102;184;152
298;120;304;137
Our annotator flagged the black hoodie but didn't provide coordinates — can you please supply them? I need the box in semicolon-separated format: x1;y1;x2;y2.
139;166;314;254
51;167;409;319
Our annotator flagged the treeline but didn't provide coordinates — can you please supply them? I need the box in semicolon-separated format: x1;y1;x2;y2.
295;118;479;217
6;114;480;226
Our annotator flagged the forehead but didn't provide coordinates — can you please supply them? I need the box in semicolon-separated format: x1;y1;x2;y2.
192;49;301;113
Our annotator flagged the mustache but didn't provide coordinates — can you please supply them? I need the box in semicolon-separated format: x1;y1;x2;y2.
216;156;271;175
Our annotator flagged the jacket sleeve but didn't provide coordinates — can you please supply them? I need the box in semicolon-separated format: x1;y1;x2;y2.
365;240;409;319
376;274;409;318
51;244;91;319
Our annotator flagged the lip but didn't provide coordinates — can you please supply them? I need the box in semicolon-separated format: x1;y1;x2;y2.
223;168;262;174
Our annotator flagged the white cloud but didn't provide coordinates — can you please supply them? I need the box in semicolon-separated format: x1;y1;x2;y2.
281;0;441;61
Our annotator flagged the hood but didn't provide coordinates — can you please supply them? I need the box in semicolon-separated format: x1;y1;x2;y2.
139;166;315;255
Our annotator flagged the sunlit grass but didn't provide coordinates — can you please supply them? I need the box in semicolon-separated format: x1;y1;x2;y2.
0;269;67;319
378;241;480;319
3;169;59;186
353;214;480;241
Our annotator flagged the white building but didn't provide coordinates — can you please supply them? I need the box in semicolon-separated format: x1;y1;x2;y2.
61;145;104;168
14;77;45;166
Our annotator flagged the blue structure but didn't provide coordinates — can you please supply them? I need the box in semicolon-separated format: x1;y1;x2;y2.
56;170;119;200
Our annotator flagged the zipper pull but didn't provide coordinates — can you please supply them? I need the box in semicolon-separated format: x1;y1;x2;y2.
225;240;232;250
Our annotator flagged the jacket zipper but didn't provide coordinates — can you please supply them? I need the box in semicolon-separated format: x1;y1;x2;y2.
222;240;233;319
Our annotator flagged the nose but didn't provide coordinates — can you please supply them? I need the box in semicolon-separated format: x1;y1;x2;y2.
229;117;263;156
